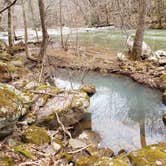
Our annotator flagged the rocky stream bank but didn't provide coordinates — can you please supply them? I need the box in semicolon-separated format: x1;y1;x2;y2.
0;43;166;165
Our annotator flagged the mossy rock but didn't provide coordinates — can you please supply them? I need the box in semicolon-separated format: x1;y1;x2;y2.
0;83;31;137
35;84;63;94
1;157;15;166
77;156;99;166
14;144;34;159
94;156;129;166
7;45;25;54
0;62;12;83
128;142;166;166
23;125;51;145
77;156;129;166
0;52;12;61
36;90;90;128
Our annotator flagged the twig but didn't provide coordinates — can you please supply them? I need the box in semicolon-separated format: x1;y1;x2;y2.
55;112;72;139
67;144;92;154
29;90;59;97
18;161;39;166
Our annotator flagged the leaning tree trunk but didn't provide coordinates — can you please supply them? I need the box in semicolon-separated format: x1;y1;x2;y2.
132;0;146;60
21;0;29;58
38;0;49;62
7;1;13;48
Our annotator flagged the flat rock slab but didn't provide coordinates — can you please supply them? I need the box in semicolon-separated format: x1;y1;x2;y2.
36;90;90;127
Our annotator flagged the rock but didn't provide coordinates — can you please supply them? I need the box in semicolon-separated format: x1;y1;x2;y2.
77;155;129;166
117;52;127;61
127;35;153;59
86;145;114;158
159;59;166;66
0;39;7;52
0;52;12;61
39;142;61;155
80;84;96;96
0;83;30;138
155;50;166;58
162;91;166;105
160;74;166;90
128;142;166;166
148;55;159;63
0;62;12;83
36;87;90;128
162;114;166;126
10;60;24;67
69;138;87;149
23;125;50;145
78;130;101;146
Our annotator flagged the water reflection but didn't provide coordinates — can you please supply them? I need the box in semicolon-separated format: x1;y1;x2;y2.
54;69;166;153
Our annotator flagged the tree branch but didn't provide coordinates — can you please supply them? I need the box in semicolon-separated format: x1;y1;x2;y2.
0;0;18;14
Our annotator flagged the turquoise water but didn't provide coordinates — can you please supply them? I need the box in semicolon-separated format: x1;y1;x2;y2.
51;28;166;52
76;29;166;51
54;69;166;153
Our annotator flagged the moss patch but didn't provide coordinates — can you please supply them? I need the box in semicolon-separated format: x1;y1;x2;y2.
1;157;15;166
128;142;166;166
23;125;51;145
14;144;34;159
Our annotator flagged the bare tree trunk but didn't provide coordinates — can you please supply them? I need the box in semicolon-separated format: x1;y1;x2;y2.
132;0;146;60
59;0;64;49
7;1;13;48
21;0;29;58
29;0;39;42
38;0;49;62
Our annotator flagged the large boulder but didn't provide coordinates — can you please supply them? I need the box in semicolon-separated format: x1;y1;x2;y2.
127;35;153;59
23;83;90;128
0;83;31;138
36;89;90;128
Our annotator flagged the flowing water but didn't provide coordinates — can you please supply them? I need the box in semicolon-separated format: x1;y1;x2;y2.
72;28;166;51
54;69;166;153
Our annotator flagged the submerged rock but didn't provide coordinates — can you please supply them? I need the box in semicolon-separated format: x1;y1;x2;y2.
0;83;30;138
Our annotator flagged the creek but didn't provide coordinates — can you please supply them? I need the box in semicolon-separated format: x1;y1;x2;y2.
54;69;166;153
